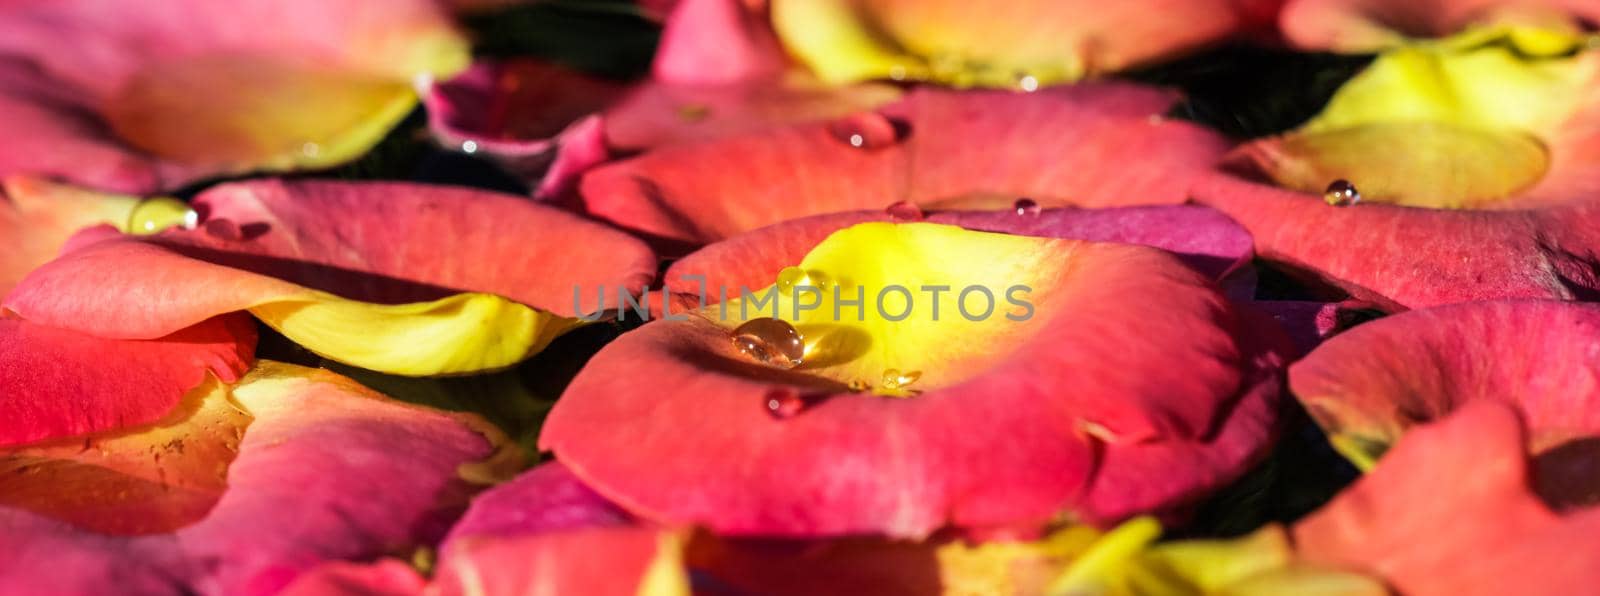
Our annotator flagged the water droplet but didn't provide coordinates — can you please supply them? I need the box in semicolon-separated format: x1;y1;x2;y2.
884;200;924;221
1013;198;1041;216
676;103;711;122
776;267;831;293
126;197;197;235
888;65;908;81
880;368;922;391
1324;179;1361;206
300;142;321;158
461;140;479;154
1015;73;1039;92
828;112;909;150
765;387;806;419
731;317;805;369
847;379;870;392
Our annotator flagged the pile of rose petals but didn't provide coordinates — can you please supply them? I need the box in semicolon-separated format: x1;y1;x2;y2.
5;0;1600;594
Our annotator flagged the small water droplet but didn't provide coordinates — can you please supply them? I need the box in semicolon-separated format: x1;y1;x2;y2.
1013;198;1041;216
765;386;806;419
300;142;321;158
776;267;831;293
676;103;711;122
847;379;870;392
888;65;908;81
880;368;922;391
127;197;198;235
1015;73;1039;92
1324;179;1361;206
828;113;909;150
885;200;924;221
731;317;805;369
461;140;479;154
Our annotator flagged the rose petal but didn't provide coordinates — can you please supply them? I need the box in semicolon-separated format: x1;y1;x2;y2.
1196;36;1600;308
583;84;1229;248
0;177;142;295
543;222;1284;537
770;0;1263;86
0;0;468;193
0;360;514;595
5;180;656;376
1290;300;1600;506
1281;0;1600;52
0;314;255;447
1293;400;1600;594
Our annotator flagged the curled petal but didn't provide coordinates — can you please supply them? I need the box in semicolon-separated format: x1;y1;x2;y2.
0;0;468;193
584;85;1229;248
1293;400;1600;594
771;0;1263;86
0;361;512;594
1195;37;1600;308
1281;0;1600;52
5;180;656;375
1291;300;1600;507
0;177;140;295
543;222;1284;537
0;314;255;447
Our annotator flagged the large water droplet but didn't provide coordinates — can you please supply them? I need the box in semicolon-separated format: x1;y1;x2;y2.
127;197;198;235
1324;179;1361;206
828;112;909;150
881;368;922;391
765;386;806;419
731;317;805;369
1013;198;1041;216
884;200;924;221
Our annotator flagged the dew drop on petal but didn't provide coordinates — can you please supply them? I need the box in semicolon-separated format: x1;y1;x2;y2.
888;65;908;81
461;140;479;154
847;379;870;392
765;386;806;419
1013;198;1041;216
1324;179;1361;206
885;200;924;221
880;368;921;390
127;197;198;235
776;266;807;294
732;317;805;369
300;142;321;158
1015;73;1039;92
828;112;909;150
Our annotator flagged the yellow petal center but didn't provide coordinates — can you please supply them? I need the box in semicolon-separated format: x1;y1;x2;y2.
709;223;1071;395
